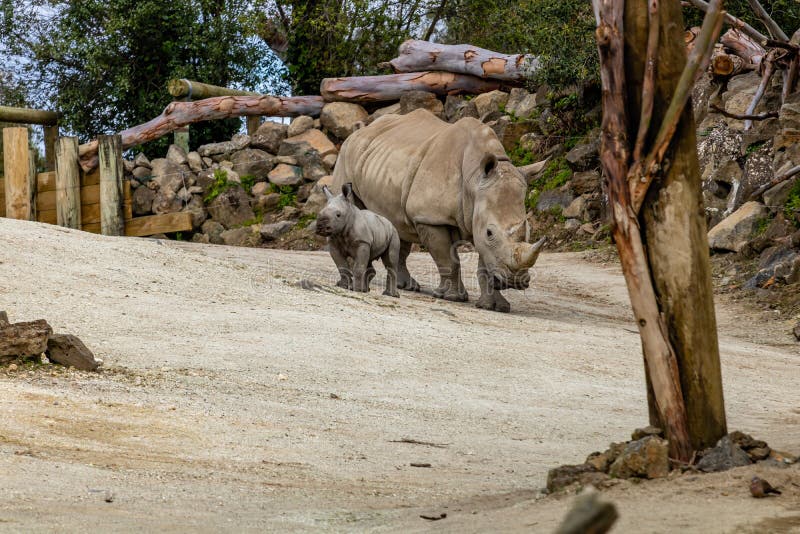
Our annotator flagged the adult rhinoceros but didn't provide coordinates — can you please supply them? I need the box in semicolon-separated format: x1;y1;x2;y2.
331;108;545;312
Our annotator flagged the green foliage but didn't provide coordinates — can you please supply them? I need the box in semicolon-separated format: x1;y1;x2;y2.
525;155;572;210
755;217;772;235
509;144;535;166
296;213;317;229
746;141;767;155
269;183;297;208
240;174;257;194
683;1;800;39
785;177;800;226
442;0;598;89
204;169;236;204
1;0;286;155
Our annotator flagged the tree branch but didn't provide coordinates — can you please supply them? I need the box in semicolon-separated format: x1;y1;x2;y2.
746;0;788;41
633;0;660;164
685;0;768;44
709;103;778;120
749;164;800;200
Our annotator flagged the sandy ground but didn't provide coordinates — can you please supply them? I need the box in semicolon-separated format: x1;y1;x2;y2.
0;218;798;533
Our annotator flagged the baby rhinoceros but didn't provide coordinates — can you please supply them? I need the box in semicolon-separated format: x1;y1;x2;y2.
316;183;400;297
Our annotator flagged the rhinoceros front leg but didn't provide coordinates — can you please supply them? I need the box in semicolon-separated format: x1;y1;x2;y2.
476;256;511;313
351;242;372;293
329;241;353;289
416;224;468;302
397;240;420;291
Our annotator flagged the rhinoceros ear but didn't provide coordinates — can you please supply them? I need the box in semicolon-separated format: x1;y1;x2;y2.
323;185;334;200
483;154;498;176
342;182;355;203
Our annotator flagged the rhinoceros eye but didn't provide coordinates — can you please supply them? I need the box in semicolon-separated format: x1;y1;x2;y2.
486;229;493;238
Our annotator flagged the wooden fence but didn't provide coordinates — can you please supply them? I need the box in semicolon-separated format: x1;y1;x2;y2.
1;112;192;237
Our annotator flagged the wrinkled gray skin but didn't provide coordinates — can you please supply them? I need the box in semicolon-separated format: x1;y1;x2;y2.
332;109;546;312
316;183;400;297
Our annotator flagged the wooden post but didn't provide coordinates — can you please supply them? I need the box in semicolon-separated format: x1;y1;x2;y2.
43;125;58;171
28;149;37;221
97;134;124;236
2;127;31;220
246;116;261;135
174;126;190;153
54;136;82;229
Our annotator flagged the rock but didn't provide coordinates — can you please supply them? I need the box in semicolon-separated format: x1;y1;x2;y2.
260;220;294;241
721;72;764;128
132;186;156;216
220;226;262;247
571;170;601;195
183;195;207;229
207;185;256;229
133;153;151;169
278;140;326;181
288;115;315;137
302;176;334;215
320;102;369;139
546;464;607;493
608;436;669;479
123;159;135;173
257;192;282;212
166;144;188;166
132;166;151;181
696;435;752;472
793;323;800;341
197;134;249;158
536;189;574;213
191;233;210;244
268;164;304;187
505;88;538;119
221;168;240;184
735;142;774;209
707;201;769;252
491;117;536;152
149;158;184;192
202;156;213;167
195;169;216;191
186;151;204;173
631;426;663;441
565;140;600;171
748;447;772;461
0;319;52;359
231;148;275;181
399;91;444;117
283;128;337;158
201;220;225;245
279;205;300;220
453;100;479;121
251;182;270;197
697;125;743;181
46;334;100;371
564;196;587;220
371;103;401;121
585;451;611;472
250;121;288;153
151;189;182;215
555;486;619;534
472;90;509;118
564;218;581;231
444;95;467;122
297;182;314;203
323;153;338;171
763;176;798;212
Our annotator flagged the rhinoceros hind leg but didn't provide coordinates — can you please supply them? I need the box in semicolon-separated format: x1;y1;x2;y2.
381;233;401;298
397;240;420;292
476;256;511;312
417;224;468;302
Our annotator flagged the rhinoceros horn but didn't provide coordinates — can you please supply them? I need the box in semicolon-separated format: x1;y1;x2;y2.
514;236;547;270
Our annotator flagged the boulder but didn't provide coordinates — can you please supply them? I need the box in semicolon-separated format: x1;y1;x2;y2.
320;102;369;139
721;72;763;128
251;181;270;197
490;117;536;152
565;139;600;171
151;188;182;215
696;435;752;472
472;90;509;118
231;148;275;181
183;195;207;229
260;220;295;241
707;201;769;252
132;186;156;216
302;176;334;215
201;220;225;245
195;169;216;191
278;140;326;181
166;144;188;166
323;153;338;171
505;88;538;119
563;196;587;220
608;436;669;479
371;102;401;121
220;226;262;247
763;176;798;212
207;185;256;229
444;95;467;122
149;158;184;192
187;151;204;173
288;115;315;137
697;125;743;180
571;170;601;195
268;164;304;187
133;153;151;169
283;128;337;158
256;192;282;212
735;142;774;209
46;334;100;371
132;166;151;181
536;189;574;213
399;91;444;117
250;121;288;154
197;134;250;158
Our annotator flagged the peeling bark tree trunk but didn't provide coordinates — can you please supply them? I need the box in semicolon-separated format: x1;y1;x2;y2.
78;95;324;171
624;0;727;451
320;72;502;103
382;40;540;83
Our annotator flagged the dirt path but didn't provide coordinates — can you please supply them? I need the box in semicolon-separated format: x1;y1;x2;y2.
0;218;797;533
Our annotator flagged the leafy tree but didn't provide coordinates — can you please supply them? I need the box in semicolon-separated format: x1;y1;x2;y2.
0;0;287;154
683;0;800;37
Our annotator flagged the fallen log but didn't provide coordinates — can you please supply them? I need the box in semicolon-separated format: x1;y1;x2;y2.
78;95;324;171
720;29;765;66
321;72;502;103
167;79;259;100
711;46;748;76
381;40;539;83
0;320;52;359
